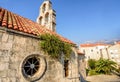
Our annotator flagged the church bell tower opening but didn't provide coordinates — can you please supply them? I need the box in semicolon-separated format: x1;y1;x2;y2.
36;0;56;32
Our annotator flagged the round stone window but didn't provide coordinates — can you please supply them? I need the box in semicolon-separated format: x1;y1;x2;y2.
22;55;47;81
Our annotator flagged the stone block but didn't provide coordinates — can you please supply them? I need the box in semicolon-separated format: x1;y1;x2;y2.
26;46;35;52
8;34;14;43
0;43;12;50
12;43;26;53
1;50;8;56
2;77;10;82
26;38;32;44
0;71;7;77
12;44;21;52
0;51;2;56
0;32;3;42
2;33;8;42
9;62;19;70
14;35;26;45
10;78;16;82
9;51;18;61
0;62;9;71
0;55;9;62
0;50;9;62
7;69;16;77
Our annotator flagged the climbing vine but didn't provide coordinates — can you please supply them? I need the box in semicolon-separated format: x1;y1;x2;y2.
39;33;72;60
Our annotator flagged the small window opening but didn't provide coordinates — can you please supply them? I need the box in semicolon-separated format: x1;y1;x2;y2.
39;17;43;25
52;22;56;31
91;49;93;52
42;4;46;13
83;49;85;54
64;60;69;77
45;13;49;23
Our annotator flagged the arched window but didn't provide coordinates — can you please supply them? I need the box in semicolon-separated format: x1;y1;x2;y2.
45;13;49;24
52;22;56;31
39;16;43;25
42;4;46;13
64;60;69;77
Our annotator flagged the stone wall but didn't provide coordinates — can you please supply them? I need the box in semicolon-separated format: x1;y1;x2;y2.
78;55;86;80
0;28;80;82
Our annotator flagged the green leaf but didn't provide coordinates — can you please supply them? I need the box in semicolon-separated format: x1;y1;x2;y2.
39;33;72;60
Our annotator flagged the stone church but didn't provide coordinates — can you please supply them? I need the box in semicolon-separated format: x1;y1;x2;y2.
0;0;81;82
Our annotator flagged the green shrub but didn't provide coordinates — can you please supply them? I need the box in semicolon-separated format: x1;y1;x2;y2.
88;70;98;76
39;33;72;60
95;58;117;74
87;58;117;75
116;67;120;73
88;59;96;69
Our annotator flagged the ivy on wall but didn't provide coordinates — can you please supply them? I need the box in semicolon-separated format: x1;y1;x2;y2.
39;33;72;60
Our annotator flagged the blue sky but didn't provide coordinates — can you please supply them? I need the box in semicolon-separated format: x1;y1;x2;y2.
1;0;120;44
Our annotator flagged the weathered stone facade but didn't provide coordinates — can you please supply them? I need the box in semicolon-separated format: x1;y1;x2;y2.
107;42;120;66
78;54;86;80
0;28;80;82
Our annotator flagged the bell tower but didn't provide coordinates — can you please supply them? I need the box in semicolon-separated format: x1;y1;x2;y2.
36;0;56;32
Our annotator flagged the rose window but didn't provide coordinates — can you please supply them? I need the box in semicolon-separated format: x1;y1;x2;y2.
22;55;47;81
22;56;40;76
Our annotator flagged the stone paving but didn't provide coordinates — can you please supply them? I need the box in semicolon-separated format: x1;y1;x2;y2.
86;75;120;82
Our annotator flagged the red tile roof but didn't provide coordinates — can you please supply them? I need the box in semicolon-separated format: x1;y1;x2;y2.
77;50;84;55
80;43;110;47
116;41;120;44
0;7;75;45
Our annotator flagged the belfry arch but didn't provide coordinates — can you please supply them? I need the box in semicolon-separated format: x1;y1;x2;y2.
42;3;46;13
45;12;49;24
36;0;56;32
39;16;43;25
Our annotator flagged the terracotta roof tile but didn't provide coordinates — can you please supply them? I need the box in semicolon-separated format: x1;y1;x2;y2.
80;43;110;47
0;7;75;45
116;41;120;44
77;50;84;55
